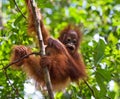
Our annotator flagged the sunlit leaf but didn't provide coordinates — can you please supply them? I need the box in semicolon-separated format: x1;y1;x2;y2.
108;33;118;44
14;14;23;26
95;71;107;97
9;0;15;8
94;39;106;66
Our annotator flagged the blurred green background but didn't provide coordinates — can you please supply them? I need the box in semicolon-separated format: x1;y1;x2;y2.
0;0;120;99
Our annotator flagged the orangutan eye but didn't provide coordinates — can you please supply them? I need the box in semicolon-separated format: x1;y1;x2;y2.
73;39;77;44
67;37;71;42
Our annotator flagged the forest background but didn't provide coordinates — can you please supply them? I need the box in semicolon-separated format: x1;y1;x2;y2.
0;0;120;99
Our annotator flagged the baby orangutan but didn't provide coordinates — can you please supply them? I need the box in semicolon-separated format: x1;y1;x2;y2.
10;0;86;91
11;38;85;91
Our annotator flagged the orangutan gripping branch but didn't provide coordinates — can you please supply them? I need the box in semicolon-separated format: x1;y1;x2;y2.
10;0;86;91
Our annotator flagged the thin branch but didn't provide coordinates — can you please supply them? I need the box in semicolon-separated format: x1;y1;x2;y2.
1;52;38;97
29;0;45;54
83;80;96;98
12;0;27;20
29;0;54;99
3;69;19;98
1;61;19;98
2;52;39;70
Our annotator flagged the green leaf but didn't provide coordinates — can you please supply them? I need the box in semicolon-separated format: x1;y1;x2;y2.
108;91;115;99
94;39;106;66
97;69;111;82
55;92;63;99
14;14;23;26
9;0;15;8
92;86;100;99
95;69;111;97
95;71;107;97
108;33;118;44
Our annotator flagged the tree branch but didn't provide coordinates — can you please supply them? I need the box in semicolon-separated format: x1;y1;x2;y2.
3;69;19;98
29;0;54;99
1;61;20;98
83;80;96;98
2;52;39;70
13;0;27;20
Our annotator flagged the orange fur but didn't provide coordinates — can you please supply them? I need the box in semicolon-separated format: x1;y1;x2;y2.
11;38;85;91
25;0;49;44
10;0;86;91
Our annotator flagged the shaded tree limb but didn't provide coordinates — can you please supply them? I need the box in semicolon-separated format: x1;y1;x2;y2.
2;52;39;70
1;61;20;98
3;69;19;98
12;0;27;20
29;0;54;99
83;79;96;98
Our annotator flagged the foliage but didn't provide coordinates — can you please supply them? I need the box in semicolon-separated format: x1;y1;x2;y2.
0;0;120;99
